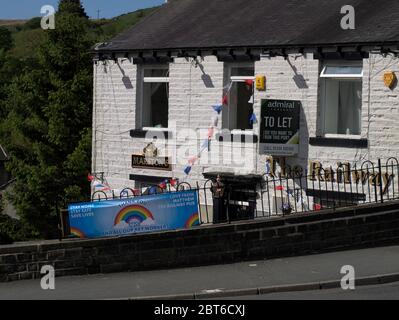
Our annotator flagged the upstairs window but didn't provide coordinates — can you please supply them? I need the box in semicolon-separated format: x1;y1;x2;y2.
139;65;169;129
319;62;363;136
223;63;255;131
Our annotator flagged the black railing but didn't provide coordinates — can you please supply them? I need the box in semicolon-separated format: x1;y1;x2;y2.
89;158;399;226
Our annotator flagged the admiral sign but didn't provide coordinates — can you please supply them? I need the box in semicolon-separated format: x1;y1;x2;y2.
259;99;301;156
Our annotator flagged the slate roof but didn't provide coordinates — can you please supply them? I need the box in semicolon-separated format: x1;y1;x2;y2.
97;0;399;53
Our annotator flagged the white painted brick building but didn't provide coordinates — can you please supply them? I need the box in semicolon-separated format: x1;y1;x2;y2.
93;53;398;184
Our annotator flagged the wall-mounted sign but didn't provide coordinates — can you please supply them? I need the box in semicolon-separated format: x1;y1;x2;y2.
383;71;397;89
132;142;172;171
259;99;301;156
256;75;266;91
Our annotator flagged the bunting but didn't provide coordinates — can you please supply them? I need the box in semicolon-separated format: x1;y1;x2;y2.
183;77;255;176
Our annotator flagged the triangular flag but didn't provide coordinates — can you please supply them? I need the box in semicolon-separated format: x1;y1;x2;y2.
249;113;257;124
188;155;198;165
170;178;178;187
245;79;254;86
208;127;214;138
222;95;228;106
201;139;209;151
248;95;254;104
149;186;158;195
211;115;219;127
184;166;192;175
92;180;111;191
212;104;223;114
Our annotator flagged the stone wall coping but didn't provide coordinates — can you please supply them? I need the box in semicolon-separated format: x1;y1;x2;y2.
1;200;398;256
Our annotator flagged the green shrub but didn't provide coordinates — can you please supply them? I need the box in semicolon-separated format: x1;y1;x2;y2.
22;17;41;31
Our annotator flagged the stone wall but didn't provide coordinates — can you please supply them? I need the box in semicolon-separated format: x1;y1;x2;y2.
1;200;399;282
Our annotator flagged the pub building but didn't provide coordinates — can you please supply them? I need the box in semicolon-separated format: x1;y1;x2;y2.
92;0;399;221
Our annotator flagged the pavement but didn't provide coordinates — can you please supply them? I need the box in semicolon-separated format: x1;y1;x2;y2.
1;245;399;300
219;282;399;300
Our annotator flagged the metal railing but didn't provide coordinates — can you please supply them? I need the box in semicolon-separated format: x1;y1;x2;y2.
90;158;399;226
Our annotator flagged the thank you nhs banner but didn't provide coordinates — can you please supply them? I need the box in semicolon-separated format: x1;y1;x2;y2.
68;190;200;239
259;99;301;156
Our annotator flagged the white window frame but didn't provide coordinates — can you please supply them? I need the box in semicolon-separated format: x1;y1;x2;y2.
223;63;255;133
137;64;170;131
318;61;363;138
320;65;363;79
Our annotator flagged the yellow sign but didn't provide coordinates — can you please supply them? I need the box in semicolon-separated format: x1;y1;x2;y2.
256;75;266;91
383;71;397;89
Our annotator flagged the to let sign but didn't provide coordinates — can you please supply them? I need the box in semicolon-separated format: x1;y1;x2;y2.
259;99;301;156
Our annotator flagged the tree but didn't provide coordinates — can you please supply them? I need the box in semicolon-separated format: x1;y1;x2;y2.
0;0;93;239
22;17;42;31
58;0;89;18
0;27;13;52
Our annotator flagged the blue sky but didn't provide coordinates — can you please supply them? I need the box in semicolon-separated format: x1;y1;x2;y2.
0;0;165;19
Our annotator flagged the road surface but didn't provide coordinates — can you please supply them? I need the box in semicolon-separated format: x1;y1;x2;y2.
1;245;399;300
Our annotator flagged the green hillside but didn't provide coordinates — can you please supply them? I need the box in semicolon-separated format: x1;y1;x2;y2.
0;20;27;27
94;8;159;42
5;6;159;59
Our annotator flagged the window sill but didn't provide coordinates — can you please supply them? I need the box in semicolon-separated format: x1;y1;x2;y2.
216;132;258;143
324;134;362;140
309;136;368;148
130;129;172;139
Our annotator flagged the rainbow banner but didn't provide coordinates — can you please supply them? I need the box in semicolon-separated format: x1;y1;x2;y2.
68;190;199;239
